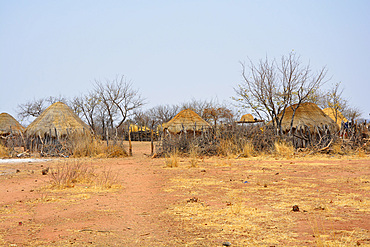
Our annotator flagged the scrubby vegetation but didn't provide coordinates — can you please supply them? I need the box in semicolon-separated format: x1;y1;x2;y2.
48;160;119;190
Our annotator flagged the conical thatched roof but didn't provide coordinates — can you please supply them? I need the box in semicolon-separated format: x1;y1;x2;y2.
25;102;91;138
322;108;348;127
240;114;255;122
270;102;338;132
162;109;211;134
0;113;25;135
237;114;263;123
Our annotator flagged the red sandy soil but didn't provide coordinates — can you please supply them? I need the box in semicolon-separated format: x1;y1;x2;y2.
0;142;369;246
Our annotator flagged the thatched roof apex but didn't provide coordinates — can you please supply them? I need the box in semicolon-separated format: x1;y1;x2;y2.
0;113;25;135
270;102;338;132
163;109;211;134
322;108;348;127
25;102;91;138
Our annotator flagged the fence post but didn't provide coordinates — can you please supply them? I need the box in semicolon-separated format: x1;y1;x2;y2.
128;126;132;156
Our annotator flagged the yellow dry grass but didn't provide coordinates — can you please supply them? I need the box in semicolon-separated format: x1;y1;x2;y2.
70;135;128;158
188;145;199;168
46;160;121;191
242;141;256;157
274;140;294;158
165;149;179;168
0;144;9;158
162;157;370;246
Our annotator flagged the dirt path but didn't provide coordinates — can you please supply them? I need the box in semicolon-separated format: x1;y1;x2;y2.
0;143;369;246
0;142;181;246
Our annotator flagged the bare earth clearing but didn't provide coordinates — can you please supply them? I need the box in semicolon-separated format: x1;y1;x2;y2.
0;142;369;246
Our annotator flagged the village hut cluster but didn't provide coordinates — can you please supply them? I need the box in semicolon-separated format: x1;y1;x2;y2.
1;102;92;157
0;101;369;157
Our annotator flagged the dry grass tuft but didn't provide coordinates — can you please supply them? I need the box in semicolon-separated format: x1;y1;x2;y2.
48;160;95;188
218;139;237;158
189;145;199;167
165;149;179;168
274;140;294;158
308;215;359;247
48;160;120;190
96;166;119;189
241;141;255;157
357;148;366;158
331;141;344;155
69;134;127;158
104;144;128;158
0;144;9;158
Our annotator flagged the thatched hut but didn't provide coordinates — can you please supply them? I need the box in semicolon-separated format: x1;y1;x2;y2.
25;102;91;139
322;108;348;127
0;113;25;136
236;114;264;124
267;102;339;148
272;102;338;133
162;109;211;134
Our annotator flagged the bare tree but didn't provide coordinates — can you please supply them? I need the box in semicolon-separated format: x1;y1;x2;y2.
94;75;146;130
281;53;328;133
234;52;327;134
343;106;363;121
148;104;179;126
180;99;214;119
316;82;362;122
203;106;234;127
17;95;74;124
132;110;151;127
72;92;100;133
17;98;46;121
45;95;68;105
321;82;348;123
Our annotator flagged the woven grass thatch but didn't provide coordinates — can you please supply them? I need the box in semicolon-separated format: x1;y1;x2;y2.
271;102;338;133
25;102;91;138
162;109;211;134
322;108;348;127
0;113;25;135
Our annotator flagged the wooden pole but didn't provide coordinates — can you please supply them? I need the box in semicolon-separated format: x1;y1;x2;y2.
151;121;155;156
128;126;132;156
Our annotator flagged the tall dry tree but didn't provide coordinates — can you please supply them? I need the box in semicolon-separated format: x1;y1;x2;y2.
17;95;69;124
281;53;328;133
72;92;100;133
149;104;180;125
94;75;146;131
234;52;328;134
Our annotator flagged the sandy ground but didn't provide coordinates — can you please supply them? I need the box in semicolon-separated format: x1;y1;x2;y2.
0;142;369;246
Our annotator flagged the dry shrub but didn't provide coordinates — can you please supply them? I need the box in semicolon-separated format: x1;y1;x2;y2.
70;136;103;157
0;144;9;158
330;140;344;155
241;141;256;157
274;140;294;158
96;167;119;189
49;160;95;189
218;138;238;157
189;144;199;168
104;144;128;158
49;161;119;190
357;148;366;158
165;149;179;168
69;134;127;158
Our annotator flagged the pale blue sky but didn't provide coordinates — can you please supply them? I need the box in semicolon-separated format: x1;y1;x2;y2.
1;1;369;121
